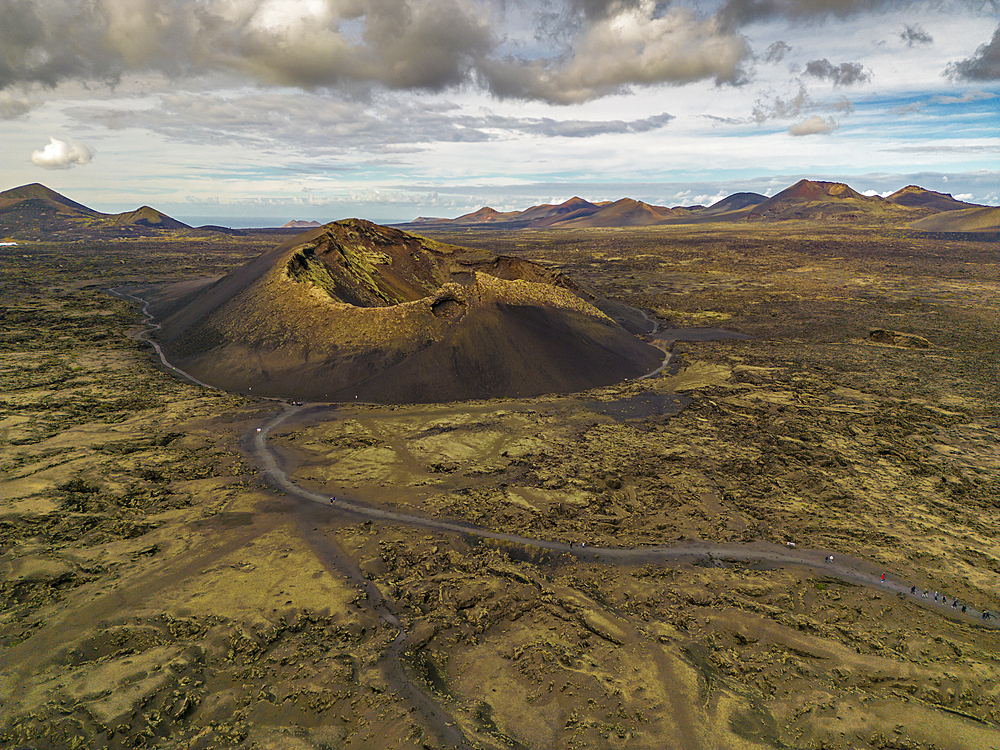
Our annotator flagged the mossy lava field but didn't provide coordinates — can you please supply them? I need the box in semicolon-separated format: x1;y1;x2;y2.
2;221;1000;750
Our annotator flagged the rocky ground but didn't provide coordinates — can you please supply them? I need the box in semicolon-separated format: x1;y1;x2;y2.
2;224;1000;749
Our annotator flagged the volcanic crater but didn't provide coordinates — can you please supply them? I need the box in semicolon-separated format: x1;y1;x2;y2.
150;219;664;402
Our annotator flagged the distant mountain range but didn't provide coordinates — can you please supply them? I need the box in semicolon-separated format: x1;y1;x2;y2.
396;180;992;231
2;181;997;241
0;183;192;240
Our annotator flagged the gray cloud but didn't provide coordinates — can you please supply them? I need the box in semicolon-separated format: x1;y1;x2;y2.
788;114;838;135
718;0;913;26
482;7;752;103
68;92;674;153
804;59;871;86
702;113;749;124
0;0;753;106
900;24;933;46
946;25;1000;80
0;90;32;118
831;96;854;113
497;111;676;137
932;89;996;103
765;41;792;62
891;102;925;115
752;83;855;122
752;84;812;121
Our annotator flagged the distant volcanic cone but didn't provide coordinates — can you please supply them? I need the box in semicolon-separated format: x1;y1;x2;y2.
152;220;664;403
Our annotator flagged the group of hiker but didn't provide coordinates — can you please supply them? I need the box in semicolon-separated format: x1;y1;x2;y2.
825;555;993;621
904;582;992;620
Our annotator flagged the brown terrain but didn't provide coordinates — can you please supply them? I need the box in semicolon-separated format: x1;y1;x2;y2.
2;184;1000;750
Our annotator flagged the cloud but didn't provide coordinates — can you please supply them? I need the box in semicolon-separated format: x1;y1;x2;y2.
788;115;838;135
932;89;996;104
30;136;93;168
717;0;916;26
481;6;752;103
68;92;674;153
765;41;792;63
831;96;854;113
900;24;933;47
493;111;675;137
804;59;871;86
891;102;925;115
752;84;813;121
0;0;751;105
702;113;749;125
947;24;1000;80
0;90;32;118
883;144;1000;154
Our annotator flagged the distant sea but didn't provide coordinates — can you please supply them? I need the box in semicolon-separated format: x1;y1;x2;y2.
174;216;296;229
174;214;410;228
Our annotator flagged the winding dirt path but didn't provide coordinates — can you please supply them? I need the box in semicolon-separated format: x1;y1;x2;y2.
254;403;998;627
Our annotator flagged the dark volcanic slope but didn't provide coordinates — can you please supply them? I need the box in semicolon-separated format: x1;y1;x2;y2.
908;205;1000;232
153;220;663;402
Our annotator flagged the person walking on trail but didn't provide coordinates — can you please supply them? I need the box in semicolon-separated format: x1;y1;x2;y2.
911;585;916;595
881;573;885;583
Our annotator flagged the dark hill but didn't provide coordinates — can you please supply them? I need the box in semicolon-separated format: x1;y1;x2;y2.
0;183;99;215
886;186;981;212
703;192;767;213
153;220;663;403
111;206;190;230
0;183;193;239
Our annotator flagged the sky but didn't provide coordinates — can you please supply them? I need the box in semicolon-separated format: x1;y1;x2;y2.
1;0;999;226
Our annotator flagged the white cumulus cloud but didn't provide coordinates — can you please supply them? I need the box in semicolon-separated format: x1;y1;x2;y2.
788;115;838;136
30;136;94;169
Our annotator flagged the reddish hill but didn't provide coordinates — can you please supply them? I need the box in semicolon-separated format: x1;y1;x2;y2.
453;206;523;224
748;180;895;221
527;197;602;227
558;198;682;228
